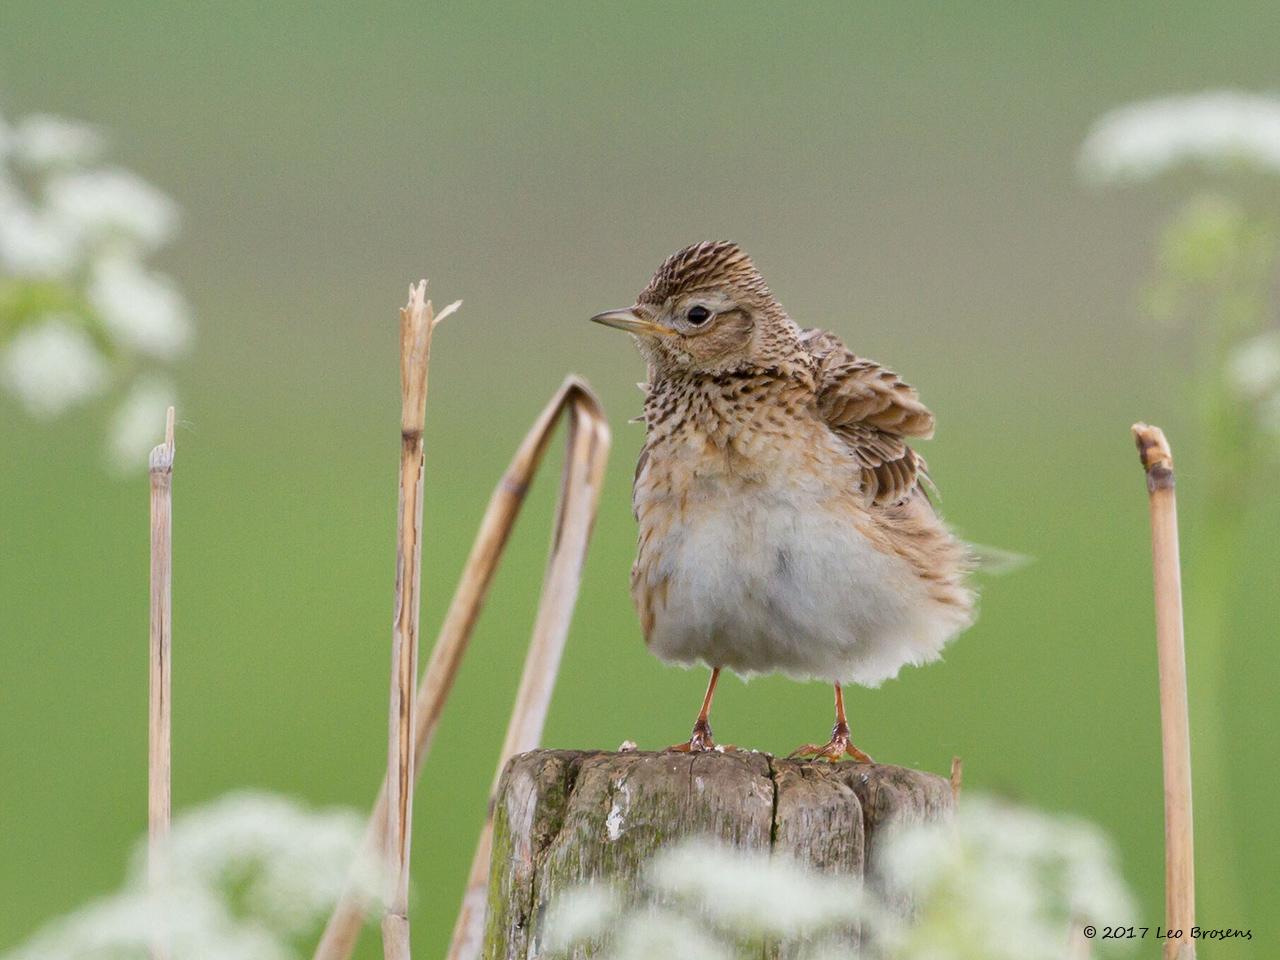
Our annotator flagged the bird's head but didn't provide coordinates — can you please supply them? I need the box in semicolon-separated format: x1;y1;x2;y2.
591;241;798;377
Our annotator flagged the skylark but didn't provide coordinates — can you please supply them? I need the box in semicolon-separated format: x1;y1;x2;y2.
591;241;976;761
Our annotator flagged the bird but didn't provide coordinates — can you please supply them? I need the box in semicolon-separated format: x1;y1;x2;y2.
589;241;976;761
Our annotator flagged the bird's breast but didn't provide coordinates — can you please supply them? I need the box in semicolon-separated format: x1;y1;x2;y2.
631;445;929;679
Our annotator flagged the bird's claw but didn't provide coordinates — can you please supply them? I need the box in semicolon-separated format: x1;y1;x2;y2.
787;732;873;764
666;719;715;753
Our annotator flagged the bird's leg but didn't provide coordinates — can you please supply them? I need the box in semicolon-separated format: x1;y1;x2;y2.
667;667;720;752
787;684;874;763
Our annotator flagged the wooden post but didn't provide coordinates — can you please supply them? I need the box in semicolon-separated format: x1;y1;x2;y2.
482;750;953;960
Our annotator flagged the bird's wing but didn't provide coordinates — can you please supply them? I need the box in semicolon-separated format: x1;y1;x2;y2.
802;327;935;506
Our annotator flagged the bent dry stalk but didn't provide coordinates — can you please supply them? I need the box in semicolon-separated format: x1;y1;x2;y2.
1132;423;1196;960
312;377;609;960
148;406;175;960
383;282;459;960
446;385;610;960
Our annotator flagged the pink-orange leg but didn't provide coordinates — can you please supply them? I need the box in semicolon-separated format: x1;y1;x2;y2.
667;668;720;752
788;684;874;763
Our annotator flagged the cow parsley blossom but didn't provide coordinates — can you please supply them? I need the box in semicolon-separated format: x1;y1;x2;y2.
1;792;379;960
0;104;192;472
1080;90;1280;183
546;795;1132;960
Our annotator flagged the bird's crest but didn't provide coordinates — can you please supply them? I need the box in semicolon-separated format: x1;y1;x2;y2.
638;241;773;306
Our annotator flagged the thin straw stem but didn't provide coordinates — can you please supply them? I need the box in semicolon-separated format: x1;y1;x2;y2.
382;282;457;960
1132;423;1196;960
148;406;175;960
313;377;609;960
446;393;609;960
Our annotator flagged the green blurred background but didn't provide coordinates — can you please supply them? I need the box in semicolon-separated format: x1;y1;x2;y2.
2;2;1277;954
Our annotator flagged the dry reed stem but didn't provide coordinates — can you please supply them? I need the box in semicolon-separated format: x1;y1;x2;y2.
949;755;962;800
313;377;610;960
446;386;609;960
1132;423;1196;960
147;406;175;960
382;282;458;960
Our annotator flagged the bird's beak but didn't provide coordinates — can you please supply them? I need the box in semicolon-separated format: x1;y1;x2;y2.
589;307;675;337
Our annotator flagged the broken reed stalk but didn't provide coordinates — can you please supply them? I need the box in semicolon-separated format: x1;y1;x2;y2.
446;386;610;960
1132;423;1196;960
312;377;610;960
382;282;459;960
147;406;175;960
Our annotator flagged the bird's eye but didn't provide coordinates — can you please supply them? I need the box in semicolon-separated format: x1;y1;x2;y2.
686;305;711;325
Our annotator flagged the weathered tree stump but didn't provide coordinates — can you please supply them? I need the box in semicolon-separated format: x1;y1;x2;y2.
482;749;954;959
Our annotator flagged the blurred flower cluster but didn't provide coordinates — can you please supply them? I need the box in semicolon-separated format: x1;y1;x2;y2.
1079;90;1280;921
877;798;1133;960
1079;91;1280;183
1;792;379;960
546;796;1133;960
1079;90;1280;451
0;106;192;472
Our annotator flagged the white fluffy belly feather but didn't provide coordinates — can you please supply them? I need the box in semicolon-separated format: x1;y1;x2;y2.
640;484;965;686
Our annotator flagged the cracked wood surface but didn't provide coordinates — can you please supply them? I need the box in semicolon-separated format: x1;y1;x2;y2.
481;750;953;959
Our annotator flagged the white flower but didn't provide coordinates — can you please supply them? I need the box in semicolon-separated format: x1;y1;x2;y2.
46;167;178;250
131;791;379;937
880;797;1134;960
543;883;622;950
0;203;82;277
1228;330;1280;401
0;175;81;277
89;254;193;359
11;113;104;168
1079;90;1280;183
545;797;1133;960
546;842;869;959
1;106;195;473
609;908;736;960
107;377;177;474
2;792;375;960
7;888;290;960
1;318;109;417
648;840;865;936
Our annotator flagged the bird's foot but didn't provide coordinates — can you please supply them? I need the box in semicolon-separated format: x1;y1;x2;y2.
666;718;715;753
787;726;873;763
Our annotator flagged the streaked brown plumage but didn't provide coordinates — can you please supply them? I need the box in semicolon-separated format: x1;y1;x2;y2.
591;241;975;759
